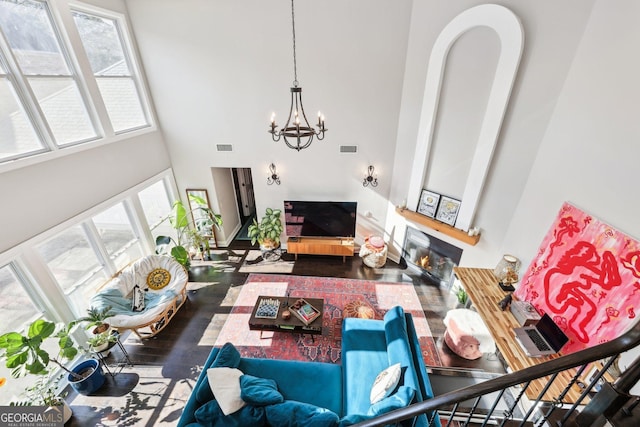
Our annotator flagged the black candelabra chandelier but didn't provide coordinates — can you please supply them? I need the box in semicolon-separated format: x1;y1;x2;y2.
269;0;327;151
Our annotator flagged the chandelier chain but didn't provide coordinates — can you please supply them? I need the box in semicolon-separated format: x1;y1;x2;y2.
291;0;298;86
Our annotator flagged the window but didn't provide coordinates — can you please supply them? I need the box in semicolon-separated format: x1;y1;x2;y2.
91;202;143;270
0;263;49;404
36;225;109;314
0;0;153;166
72;10;148;133
138;179;176;242
0;0;96;147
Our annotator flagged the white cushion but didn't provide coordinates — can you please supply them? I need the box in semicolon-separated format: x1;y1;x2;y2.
370;363;401;404
206;367;246;415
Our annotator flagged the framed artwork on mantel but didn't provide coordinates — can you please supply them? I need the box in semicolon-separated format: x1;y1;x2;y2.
435;196;461;226
417;189;440;218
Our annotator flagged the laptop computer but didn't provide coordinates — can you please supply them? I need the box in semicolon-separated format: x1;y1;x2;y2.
513;313;569;357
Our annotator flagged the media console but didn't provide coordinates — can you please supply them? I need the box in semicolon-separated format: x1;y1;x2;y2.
286;237;355;262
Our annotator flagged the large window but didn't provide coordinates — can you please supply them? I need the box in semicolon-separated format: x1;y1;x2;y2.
72;10;148;133
0;0;152;165
0;0;96;147
91;202;143;270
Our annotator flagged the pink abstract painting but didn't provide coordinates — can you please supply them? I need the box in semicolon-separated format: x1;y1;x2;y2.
515;202;640;354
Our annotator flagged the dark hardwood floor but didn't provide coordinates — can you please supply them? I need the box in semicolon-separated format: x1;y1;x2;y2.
65;242;505;426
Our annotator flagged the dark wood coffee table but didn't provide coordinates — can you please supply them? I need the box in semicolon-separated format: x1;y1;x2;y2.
249;295;324;335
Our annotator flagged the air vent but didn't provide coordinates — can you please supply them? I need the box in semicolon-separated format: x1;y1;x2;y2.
216;144;233;152
340;145;358;153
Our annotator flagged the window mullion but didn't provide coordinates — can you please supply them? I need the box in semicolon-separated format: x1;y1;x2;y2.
82;221;117;277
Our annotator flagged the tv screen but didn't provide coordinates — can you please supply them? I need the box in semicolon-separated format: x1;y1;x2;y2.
284;201;357;238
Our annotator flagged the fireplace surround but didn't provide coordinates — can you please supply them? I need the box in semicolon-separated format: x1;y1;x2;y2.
402;227;463;287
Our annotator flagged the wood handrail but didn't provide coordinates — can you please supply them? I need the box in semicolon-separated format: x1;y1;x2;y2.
352;320;640;426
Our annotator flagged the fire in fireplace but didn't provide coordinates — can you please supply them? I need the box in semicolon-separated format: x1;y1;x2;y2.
402;227;463;287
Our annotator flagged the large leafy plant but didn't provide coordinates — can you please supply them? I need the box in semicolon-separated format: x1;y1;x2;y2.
155;196;223;267
247;207;283;248
0;319;83;383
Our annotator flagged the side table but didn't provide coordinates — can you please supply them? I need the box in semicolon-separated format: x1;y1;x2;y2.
92;331;133;377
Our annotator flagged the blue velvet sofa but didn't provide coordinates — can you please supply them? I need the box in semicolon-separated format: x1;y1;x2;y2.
178;306;440;426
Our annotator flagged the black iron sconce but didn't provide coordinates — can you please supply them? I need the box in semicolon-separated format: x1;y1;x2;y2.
363;165;378;187
267;163;281;185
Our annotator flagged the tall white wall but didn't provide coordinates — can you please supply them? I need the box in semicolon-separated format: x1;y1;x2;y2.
125;0;413;244
505;0;640;269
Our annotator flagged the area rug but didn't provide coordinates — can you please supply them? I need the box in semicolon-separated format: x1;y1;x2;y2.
238;250;295;274
214;274;442;367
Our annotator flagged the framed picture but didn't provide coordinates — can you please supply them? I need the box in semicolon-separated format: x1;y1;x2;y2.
417;189;440;218
435;196;461;226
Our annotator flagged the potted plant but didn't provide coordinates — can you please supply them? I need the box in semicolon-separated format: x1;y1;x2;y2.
11;375;73;423
0;319;106;398
247;207;284;260
87;331;117;353
155;199;223;267
76;305;115;335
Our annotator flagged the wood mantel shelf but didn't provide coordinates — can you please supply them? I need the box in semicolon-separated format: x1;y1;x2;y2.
395;207;480;246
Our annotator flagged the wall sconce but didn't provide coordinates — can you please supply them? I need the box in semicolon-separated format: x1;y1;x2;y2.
267;163;281;185
363;165;378;187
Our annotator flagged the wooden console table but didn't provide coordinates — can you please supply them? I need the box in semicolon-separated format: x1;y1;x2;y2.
453;267;584;403
286;237;354;262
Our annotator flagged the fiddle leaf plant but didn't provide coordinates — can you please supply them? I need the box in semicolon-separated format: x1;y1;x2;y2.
0;319;83;382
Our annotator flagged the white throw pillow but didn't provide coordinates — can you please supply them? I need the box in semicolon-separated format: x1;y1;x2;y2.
370;363;402;404
207;367;246;415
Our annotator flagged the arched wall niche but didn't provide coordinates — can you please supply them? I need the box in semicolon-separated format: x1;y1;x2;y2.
406;4;524;232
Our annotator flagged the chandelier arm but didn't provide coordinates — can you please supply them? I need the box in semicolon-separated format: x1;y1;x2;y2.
291;0;298;84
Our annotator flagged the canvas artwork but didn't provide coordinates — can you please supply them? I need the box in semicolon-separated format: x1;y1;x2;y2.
515;202;640;354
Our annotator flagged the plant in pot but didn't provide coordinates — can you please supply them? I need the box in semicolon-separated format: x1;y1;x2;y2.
155;199;223;267
11;374;73;423
76;305;115;335
86;331;117;354
0;319;106;399
247;207;284;260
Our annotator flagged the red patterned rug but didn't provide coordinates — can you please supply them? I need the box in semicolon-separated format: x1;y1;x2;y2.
214;274;442;367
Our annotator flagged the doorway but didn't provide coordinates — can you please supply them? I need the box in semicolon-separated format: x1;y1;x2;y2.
231;168;256;242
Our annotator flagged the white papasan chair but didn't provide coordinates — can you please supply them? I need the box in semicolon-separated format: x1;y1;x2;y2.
91;255;189;339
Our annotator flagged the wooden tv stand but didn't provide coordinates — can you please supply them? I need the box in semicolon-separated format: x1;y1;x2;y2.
286;237;355;262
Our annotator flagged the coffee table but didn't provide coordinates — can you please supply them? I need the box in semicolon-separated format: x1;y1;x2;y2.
248;295;324;335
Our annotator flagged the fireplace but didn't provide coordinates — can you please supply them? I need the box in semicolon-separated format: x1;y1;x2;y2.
402;227;463;287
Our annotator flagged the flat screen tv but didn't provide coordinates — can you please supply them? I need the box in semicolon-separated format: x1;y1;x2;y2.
284;201;357;238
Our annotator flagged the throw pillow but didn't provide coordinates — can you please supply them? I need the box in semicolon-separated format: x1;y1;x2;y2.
194;399;266;427
195;343;242;403
207;367;246;415
131;284;145;312
369;363;401;404
146;268;171;290
240;374;284;406
265;400;340;427
368;385;415;416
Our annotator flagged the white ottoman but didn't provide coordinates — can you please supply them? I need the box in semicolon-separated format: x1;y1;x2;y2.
443;309;495;360
359;235;388;268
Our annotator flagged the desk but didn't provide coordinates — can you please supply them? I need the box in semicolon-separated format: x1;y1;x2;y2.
454;267;584;403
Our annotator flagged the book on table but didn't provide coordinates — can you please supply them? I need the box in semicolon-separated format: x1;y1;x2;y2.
289;299;321;325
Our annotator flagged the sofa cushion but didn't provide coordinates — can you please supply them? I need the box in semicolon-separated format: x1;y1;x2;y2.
369;363;401;404
207;367;245;415
368;385;415;417
194;399;266;426
240;358;343;416
384;306;421;401
341;317;388;416
265;400;339;427
195;343;241;404
240;374;284;406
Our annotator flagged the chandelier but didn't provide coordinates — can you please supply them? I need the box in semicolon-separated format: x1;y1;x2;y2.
269;0;327;151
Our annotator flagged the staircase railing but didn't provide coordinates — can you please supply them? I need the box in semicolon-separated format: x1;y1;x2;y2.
353;320;640;426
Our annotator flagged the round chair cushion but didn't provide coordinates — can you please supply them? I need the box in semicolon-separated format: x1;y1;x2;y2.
343;300;376;319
